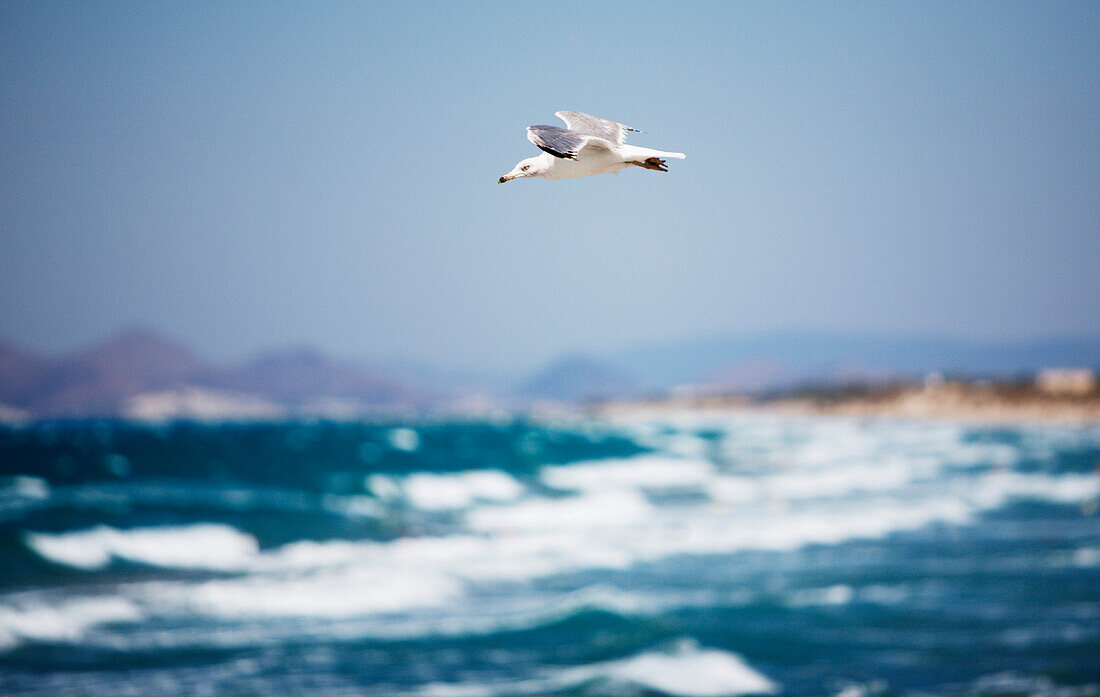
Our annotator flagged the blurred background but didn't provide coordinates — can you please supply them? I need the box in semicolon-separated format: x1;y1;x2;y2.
1;2;1099;695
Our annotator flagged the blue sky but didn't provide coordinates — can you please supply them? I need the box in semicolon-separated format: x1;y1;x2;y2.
2;2;1098;371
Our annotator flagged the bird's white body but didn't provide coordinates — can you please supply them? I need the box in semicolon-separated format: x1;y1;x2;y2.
529;145;686;181
499;111;684;183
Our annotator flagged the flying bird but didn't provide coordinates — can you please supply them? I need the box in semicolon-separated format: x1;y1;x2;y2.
499;111;685;183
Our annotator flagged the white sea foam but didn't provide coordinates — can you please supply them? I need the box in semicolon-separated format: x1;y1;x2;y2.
171;565;463;619
556;638;779;696
787;584;855;607
366;473;402;500
965;471;1100;509
757;456;927;500
0;475;50;501
0;475;50;517
25;524;259;571
412;638;778;697
415;682;507;697
402;470;525;511
541;455;715;492
703;474;762;503
144;485;974;632
1071;547;1100;568
97;528;644;629
388;427;421;452
26;449;1088;637
15;413;1098;661
0;596;143;650
130;515;674;627
78;579;685;654
631;494;974;559
466;489;652;532
138;457;1091;629
704;458;925;506
690;414;1021;477
147;534;615;623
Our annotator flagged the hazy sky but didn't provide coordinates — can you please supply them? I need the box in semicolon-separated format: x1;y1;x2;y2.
2;2;1098;371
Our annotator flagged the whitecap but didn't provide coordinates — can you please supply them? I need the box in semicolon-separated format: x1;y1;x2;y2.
0;595;143;650
466;489;652;532
1072;547;1100;568
25;524;259;571
388;427;420;452
787;584;855;607
171;565;463;619
366;473;402;500
408;632;780;696
0;475;51;517
555;638;779;696
402;470;524;511
966;471;1100;510
541;455;715;493
757;457;924;500
0;475;50;501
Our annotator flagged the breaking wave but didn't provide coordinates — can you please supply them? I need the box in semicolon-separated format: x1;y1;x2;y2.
554;638;779;696
3;414;1099;695
24;524;259;571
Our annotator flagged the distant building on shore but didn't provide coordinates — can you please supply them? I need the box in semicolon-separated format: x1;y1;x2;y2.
1035;368;1097;396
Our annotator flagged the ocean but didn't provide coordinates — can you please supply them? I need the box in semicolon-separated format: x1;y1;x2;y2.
1;412;1098;696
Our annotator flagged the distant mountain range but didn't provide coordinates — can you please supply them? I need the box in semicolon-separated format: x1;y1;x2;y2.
520;354;640;403
0;328;433;419
1;327;1097;418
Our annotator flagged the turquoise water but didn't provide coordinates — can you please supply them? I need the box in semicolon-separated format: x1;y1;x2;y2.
1;414;1099;696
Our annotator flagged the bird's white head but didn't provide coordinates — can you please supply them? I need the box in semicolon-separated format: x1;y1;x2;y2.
498;156;547;183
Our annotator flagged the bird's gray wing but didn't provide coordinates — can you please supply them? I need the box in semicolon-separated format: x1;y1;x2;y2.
526;125;590;159
555;111;641;144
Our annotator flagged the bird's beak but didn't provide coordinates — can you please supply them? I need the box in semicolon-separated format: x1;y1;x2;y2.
498;175;512;183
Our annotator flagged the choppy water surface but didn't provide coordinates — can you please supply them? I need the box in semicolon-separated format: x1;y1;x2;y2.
1;413;1099;696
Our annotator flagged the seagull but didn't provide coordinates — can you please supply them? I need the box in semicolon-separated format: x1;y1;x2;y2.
499;111;685;183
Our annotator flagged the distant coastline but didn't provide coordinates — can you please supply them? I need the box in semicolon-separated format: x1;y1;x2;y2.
593;372;1100;424
4;326;1098;422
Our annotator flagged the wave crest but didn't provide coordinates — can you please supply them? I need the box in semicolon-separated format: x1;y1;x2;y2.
25;524;259;571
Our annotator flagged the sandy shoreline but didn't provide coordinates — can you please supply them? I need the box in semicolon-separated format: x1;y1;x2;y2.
593;383;1100;424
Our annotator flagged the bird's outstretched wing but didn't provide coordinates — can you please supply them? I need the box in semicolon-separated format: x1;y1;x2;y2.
526;125;611;160
555;111;641;144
